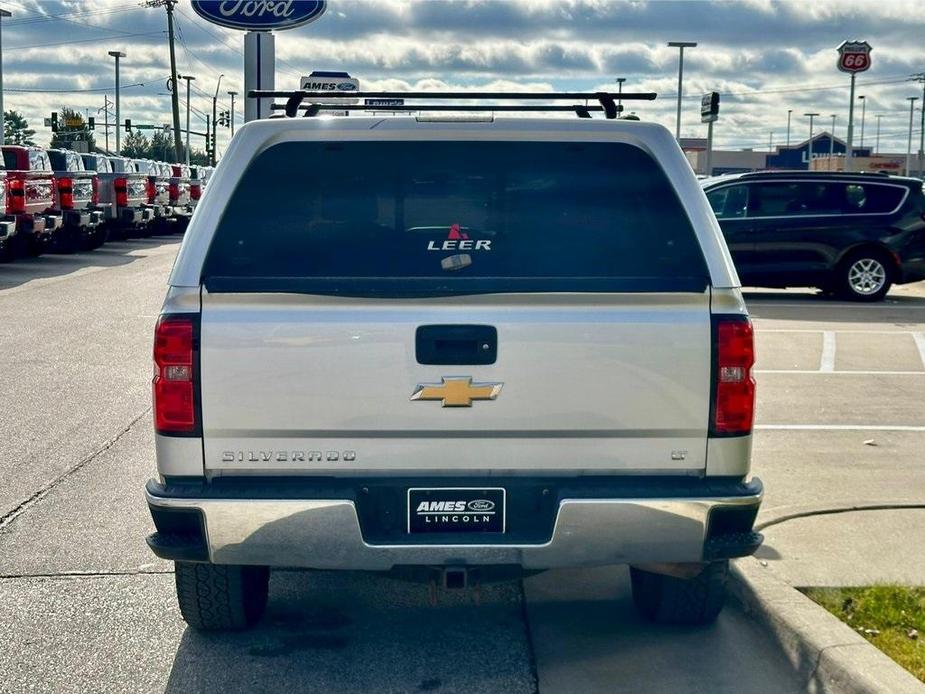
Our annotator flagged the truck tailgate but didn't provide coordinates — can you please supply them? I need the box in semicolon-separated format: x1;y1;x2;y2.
200;291;711;474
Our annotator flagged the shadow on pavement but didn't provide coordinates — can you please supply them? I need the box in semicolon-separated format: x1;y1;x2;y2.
165;570;536;694
524;566;805;693
0;236;181;291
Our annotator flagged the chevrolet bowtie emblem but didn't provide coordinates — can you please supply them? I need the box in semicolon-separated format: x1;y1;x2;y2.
410;377;503;407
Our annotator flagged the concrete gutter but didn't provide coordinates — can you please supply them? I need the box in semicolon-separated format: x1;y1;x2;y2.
730;557;925;694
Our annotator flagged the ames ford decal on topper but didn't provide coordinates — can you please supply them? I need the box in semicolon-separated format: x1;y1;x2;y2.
190;1;327;31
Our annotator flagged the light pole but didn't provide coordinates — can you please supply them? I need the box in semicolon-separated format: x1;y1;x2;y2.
0;8;11;146
178;74;195;165
227;90;237;138
805;113;819;169
108;50;126;153
615;77;626;111
211;74;223;166
829;114;837;160
668;42;697;139
907;97;918;177
768;131;774;153
858;95;866;149
875;114;883;155
786;109;792;146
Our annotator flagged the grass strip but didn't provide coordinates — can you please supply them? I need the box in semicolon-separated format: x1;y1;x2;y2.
801;586;925;682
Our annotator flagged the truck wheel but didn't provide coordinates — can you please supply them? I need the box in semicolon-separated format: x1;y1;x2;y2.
174;562;269;631
630;560;728;625
837;251;892;302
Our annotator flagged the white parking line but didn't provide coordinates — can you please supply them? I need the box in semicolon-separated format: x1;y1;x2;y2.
914;333;925;370
756;424;925;432
756;370;925;375
757;329;920;335
819;331;836;372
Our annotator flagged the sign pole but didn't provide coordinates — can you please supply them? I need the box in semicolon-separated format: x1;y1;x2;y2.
846;73;856;172
244;31;275;123
705;119;714;177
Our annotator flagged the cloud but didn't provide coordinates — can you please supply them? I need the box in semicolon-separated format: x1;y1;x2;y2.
0;0;921;154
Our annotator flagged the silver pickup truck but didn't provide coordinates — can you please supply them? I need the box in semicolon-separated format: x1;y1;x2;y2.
145;112;762;631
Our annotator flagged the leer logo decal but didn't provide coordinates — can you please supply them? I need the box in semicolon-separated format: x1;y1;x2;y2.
427;223;492;252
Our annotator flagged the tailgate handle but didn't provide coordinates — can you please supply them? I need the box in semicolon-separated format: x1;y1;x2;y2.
416;325;497;365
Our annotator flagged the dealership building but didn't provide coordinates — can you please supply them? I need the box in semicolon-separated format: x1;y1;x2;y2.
683;134;920;177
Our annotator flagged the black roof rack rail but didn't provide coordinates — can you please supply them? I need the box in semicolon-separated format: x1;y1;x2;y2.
247;90;657;120
737;170;897;179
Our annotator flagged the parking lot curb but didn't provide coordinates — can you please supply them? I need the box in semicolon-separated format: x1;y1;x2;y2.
730;557;925;693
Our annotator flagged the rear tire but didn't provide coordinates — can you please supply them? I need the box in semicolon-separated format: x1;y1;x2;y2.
836;250;893;302
174;562;269;631
630;560;728;625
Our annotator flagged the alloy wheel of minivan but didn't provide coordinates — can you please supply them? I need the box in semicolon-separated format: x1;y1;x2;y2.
840;254;892;301
848;258;887;295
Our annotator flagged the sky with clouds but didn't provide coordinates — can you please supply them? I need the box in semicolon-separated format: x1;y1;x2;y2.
2;0;923;157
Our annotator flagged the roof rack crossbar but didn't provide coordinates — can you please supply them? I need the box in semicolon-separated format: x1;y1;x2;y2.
253;89;656;120
273;103;618;118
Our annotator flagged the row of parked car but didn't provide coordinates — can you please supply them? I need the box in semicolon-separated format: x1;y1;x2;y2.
0;145;214;261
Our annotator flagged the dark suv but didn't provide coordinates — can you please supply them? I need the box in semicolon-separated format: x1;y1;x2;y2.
702;171;925;301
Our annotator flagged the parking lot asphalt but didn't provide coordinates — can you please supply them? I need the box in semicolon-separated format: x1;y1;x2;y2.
2;238;923;692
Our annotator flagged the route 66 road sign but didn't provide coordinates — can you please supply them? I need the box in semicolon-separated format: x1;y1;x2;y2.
837;41;872;73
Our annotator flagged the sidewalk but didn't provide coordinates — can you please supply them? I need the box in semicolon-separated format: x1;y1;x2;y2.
756;508;925;587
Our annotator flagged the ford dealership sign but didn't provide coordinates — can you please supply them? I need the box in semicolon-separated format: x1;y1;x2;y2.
191;1;326;31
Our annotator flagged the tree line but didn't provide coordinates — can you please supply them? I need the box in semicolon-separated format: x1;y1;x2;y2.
3;109;210;164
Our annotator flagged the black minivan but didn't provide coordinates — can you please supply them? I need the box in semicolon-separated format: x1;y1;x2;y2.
702;171;925;301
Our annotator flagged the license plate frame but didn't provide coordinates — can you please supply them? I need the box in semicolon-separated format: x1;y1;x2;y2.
407;487;506;535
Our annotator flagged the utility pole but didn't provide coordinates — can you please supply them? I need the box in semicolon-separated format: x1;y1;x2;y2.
805;113;819;169
98;95;113;152
875;114;883;155
907;97;918;177
0;8;10;146
668;42;697;140
227;90;237;137
786;109;792;147
211;74;223;166
914;73;925;177
205;114;211;165
768;131;773;153
145;1;183;161
178;74;195;165
108;50;126;153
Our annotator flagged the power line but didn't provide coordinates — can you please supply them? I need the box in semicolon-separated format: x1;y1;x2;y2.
9;31;164;51
4;82;154;94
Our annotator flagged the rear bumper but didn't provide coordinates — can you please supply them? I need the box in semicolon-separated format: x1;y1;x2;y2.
145;476;763;570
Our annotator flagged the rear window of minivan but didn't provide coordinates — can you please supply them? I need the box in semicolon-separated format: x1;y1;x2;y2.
204;140;709;296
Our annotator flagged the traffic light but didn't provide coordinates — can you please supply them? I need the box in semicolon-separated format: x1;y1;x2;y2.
124;119;132;133
88;117;95;130
220;110;231;127
51;112;58;132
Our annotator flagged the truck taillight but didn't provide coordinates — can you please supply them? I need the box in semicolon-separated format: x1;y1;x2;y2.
146;178;156;203
153;316;197;434
58;177;74;209
190;183;201;200
6;178;25;214
711;317;755;436
91;176;99;206
115;177;128;207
